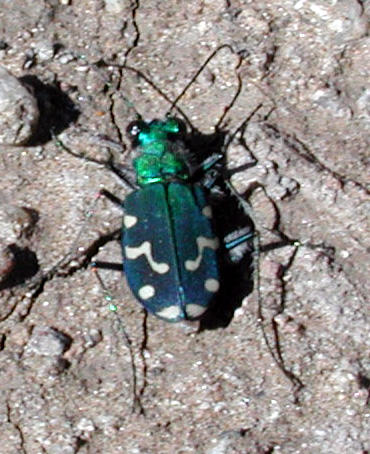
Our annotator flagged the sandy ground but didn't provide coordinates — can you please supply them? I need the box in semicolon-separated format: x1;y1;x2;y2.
0;1;369;453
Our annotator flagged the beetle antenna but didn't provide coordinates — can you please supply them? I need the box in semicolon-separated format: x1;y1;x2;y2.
214;60;243;132
97;44;241;131
167;44;241;123
223;102;265;152
119;94;143;121
92;266;144;414
105;63;193;128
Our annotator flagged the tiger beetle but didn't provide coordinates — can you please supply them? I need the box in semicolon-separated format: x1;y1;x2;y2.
90;114;254;323
55;46;306;405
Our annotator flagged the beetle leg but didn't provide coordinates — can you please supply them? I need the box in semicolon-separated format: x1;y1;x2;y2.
198;153;224;172
106;161;137;189
224;231;254;250
91;261;123;271
99;189;125;210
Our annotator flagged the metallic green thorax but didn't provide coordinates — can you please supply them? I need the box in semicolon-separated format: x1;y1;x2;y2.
132;118;189;187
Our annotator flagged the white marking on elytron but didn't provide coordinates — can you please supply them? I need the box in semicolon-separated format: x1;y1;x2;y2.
202;205;212;218
185;236;219;271
186;304;207;318
125;241;169;274
204;278;220;293
124;214;138;229
156;305;182;321
138;285;155;300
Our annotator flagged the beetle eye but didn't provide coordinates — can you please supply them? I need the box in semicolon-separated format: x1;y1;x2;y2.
174;118;186;137
127;120;146;138
164;117;186;138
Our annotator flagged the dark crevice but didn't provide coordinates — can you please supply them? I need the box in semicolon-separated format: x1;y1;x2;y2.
137;310;148;411
256;238;305;399
271;244;305;398
6;400;27;454
14;228;120;323
108;0;141;145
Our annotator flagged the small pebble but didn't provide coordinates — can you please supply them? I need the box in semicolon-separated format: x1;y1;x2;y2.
58;52;75;64
35;40;55;61
104;0;126;13
0;241;15;284
26;326;72;356
5;205;38;238
0;66;39;145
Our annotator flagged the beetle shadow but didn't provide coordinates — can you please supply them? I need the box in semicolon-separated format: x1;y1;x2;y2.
203;192;255;330
181;126;256;330
19;75;80;146
0;244;39;291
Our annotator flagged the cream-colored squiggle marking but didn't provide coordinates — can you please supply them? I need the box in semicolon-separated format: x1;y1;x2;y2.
204;278;219;293
124;214;138;228
138;285;155;300
186;304;207;319
156;305;182;320
202;206;212;218
125;241;169;274
185;237;219;271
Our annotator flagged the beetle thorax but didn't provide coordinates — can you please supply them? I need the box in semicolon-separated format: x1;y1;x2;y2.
134;149;189;186
128;117;190;186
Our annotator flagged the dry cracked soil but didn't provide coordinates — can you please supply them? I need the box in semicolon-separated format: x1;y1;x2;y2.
0;1;369;453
